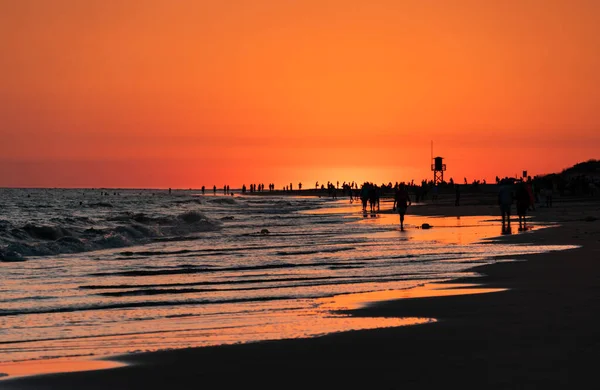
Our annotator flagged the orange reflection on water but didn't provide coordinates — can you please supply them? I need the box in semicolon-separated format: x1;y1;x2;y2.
0;358;125;381
360;213;541;244
320;282;506;311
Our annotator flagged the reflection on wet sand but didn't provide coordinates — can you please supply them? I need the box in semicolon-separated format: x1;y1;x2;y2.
319;282;506;311
360;213;548;245
306;201;547;245
0;358;125;381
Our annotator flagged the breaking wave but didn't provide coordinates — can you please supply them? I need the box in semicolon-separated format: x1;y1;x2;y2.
0;211;220;261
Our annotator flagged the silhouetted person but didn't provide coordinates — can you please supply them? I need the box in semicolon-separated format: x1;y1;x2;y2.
368;185;377;212
516;181;531;231
498;180;513;233
201;186;205;195
526;177;535;211
360;184;369;212
393;183;411;231
168;188;172;195
298;182;302;191
213;185;216;195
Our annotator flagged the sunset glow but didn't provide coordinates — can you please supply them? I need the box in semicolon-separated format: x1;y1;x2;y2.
2;0;598;188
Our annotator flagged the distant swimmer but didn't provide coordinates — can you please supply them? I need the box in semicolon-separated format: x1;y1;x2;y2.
393;183;412;231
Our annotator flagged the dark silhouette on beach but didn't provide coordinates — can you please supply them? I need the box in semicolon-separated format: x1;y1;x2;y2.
516;180;531;231
359;183;369;212
498;179;514;234
393;183;411;231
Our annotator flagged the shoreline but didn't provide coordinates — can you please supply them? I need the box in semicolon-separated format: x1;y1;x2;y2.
3;199;599;388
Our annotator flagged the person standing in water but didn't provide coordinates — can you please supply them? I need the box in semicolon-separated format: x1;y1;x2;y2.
393;183;412;231
359;183;370;212
515;180;531;231
498;179;514;233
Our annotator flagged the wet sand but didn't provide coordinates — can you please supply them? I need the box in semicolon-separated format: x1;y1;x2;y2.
3;196;600;389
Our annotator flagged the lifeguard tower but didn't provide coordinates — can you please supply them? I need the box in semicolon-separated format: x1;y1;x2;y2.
431;156;446;185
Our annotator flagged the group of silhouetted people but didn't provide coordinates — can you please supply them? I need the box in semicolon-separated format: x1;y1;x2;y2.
498;177;535;233
359;182;381;213
190;174;557;234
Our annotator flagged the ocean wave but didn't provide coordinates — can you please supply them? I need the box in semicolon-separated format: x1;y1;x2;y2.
207;197;237;205
0;210;220;261
79;274;353;290
88;202;113;208
90;260;370;277
0;295;299;317
93;274;438;297
21;224;73;241
275;246;356;256
171;198;203;206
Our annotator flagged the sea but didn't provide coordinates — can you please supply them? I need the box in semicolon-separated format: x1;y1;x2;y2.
0;188;576;369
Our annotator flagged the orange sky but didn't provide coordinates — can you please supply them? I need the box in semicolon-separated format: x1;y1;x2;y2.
1;0;598;188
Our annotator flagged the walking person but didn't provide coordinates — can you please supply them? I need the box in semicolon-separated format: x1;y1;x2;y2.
360;183;369;212
393;183;412;231
516;180;531;231
498;179;514;234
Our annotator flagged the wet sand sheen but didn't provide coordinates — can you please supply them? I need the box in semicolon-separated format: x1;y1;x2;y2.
0;359;125;381
0;281;507;381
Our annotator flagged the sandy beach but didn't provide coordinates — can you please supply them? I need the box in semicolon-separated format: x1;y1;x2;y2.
3;194;600;389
